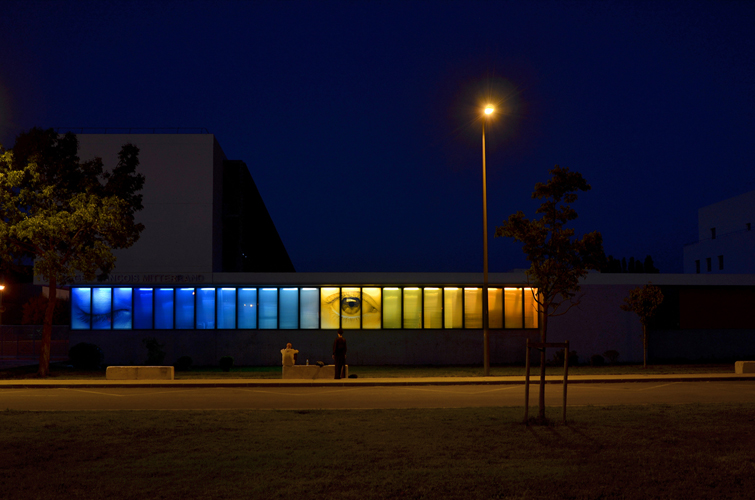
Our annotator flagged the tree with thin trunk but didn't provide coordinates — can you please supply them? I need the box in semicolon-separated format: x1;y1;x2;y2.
620;283;663;369
496;165;604;423
0;128;144;377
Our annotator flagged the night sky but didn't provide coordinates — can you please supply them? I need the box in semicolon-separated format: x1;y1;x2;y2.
2;0;754;274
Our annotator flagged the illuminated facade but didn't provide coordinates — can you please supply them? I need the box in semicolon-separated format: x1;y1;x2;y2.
71;285;539;331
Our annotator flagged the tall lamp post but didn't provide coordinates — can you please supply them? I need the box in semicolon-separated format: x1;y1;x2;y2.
0;283;5;327
482;105;494;376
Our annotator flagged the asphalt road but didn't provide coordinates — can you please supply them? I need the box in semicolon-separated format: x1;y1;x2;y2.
2;381;755;411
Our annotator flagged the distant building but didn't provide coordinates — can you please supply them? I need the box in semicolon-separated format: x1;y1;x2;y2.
68;133;295;281
683;190;755;274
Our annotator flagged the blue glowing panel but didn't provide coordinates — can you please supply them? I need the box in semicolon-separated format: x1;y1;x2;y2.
92;288;112;330
218;288;236;329
300;288;319;329
134;288;153;329
196;288;215;329
259;288;278;329
280;288;298;329
238;288;257;329
113;288;133;329
176;288;194;329
155;288;174;329
71;288;91;330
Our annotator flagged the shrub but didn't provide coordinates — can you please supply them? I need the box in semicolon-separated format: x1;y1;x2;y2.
590;354;605;366
604;350;620;364
219;356;234;372
68;342;104;370
142;337;166;365
174;356;193;372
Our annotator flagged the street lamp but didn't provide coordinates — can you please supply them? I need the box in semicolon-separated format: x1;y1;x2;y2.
482;105;494;376
0;283;5;327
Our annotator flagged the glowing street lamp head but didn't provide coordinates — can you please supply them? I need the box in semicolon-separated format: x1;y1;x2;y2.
484;105;494;116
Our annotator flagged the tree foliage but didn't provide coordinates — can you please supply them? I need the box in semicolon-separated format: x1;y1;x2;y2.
0;128;145;376
496;165;604;422
621;283;664;369
495;165;605;318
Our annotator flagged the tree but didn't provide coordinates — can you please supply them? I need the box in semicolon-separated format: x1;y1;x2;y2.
496;165;605;422
643;255;659;273
0;128;144;377
620;283;663;369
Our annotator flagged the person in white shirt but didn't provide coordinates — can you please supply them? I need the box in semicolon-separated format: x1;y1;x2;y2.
281;343;299;366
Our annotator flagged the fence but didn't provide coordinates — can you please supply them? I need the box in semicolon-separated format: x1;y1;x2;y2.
0;326;70;361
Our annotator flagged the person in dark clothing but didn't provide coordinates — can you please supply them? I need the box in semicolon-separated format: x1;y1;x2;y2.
332;328;347;379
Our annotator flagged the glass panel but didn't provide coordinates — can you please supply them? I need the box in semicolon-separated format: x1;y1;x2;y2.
488;288;503;329
196;288;215;329
341;287;361;329
464;288;482;329
443;288;462;329
238;288;257;329
524;288;539;329
134;288;153;329
505;288;523;328
320;287;340;329
403;288;422;329
113;288;133;330
259;288;278;329
423;288;442;328
362;287;382;329
176;288;194;329
279;288;298;329
92;288;112;330
218;288;236;329
71;288;91;330
155;288;174;329
382;288;401;329
300;288;319;329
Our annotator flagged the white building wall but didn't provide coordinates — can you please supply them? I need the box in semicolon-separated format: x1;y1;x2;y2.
76;134;224;275
683;190;755;273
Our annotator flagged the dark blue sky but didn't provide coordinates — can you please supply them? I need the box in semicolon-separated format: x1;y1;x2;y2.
2;0;754;273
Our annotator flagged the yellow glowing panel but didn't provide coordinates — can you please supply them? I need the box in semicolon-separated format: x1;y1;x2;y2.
423;288;442;329
488;288;503;329
383;288;401;329
362;287;382;329
464;288;482;329
444;287;462;328
320;287;340;329
341;287;361;329
505;288;523;328
403;288;422;328
524;288;539;329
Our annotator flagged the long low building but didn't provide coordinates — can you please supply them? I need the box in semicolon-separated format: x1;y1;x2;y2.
68;272;755;367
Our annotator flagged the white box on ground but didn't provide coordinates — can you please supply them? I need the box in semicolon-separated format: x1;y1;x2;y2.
282;365;348;379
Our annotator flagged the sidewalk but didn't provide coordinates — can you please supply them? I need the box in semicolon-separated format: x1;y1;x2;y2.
1;372;754;389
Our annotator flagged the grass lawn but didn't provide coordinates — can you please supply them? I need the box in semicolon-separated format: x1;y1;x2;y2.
1;403;754;499
0;362;737;380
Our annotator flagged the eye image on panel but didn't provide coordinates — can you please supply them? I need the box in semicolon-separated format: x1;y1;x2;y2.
71;288;92;330
362;287;382;329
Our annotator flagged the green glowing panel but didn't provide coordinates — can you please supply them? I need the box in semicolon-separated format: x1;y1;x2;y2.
382;288;401;329
464;288;482;329
444;288;462;329
403;288;422;329
362;287;382;329
505;288;523;329
320;287;340;329
423;288;442;328
488;288;503;329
